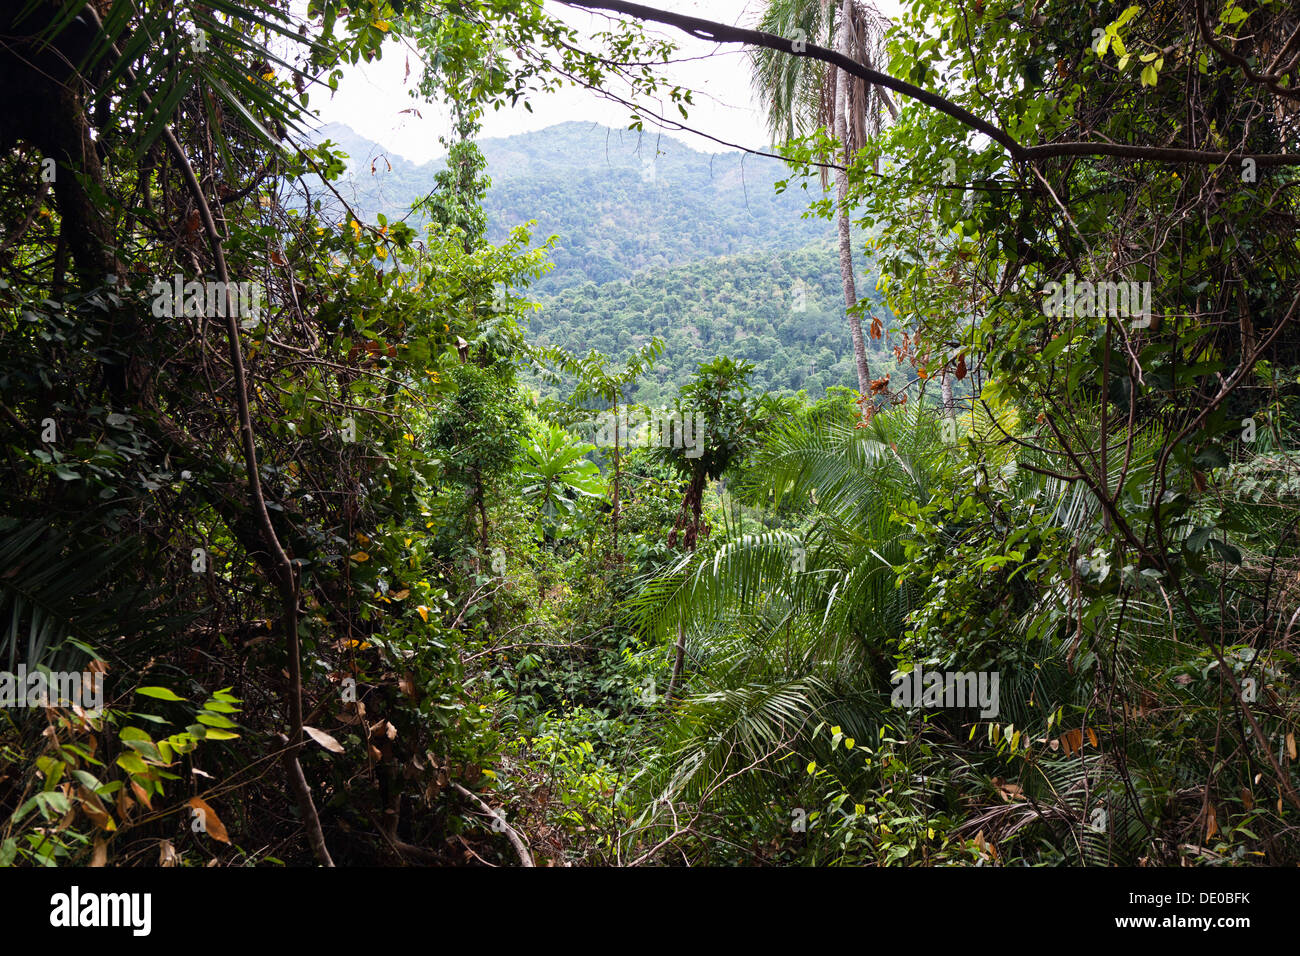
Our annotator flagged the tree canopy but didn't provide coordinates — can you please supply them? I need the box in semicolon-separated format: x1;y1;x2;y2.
0;0;1297;896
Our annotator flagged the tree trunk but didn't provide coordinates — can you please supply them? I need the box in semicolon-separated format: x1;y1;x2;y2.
666;470;708;700
611;399;620;554
472;465;490;566
666;624;686;703
941;370;955;417
833;32;870;397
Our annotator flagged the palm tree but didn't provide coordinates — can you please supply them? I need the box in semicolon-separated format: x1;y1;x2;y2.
750;0;897;400
623;403;941;860
621;400;1163;863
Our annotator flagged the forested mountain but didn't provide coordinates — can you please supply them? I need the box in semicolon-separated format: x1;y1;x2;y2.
317;120;884;395
528;239;891;401
316;120;836;294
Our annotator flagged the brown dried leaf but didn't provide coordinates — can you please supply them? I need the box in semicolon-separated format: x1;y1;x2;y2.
78;788;115;831
186;796;230;844
304;725;344;754
130;779;153;811
115;786;134;820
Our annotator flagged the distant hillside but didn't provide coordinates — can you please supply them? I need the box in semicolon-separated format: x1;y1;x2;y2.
311;121;835;295
309;121;888;396
526;239;894;403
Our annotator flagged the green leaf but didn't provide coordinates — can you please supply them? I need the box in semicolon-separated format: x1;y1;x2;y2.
1210;539;1242;565
116;752;149;775
135;686;186;701
199;728;240;740
196;712;238;729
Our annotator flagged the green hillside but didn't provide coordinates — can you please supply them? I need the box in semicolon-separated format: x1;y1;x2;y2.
315;121;883;395
314;120;836;294
527;239;892;402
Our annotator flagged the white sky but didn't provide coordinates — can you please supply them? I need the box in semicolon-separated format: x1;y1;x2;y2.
310;0;904;164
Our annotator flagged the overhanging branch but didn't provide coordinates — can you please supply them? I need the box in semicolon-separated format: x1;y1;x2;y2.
559;0;1300;168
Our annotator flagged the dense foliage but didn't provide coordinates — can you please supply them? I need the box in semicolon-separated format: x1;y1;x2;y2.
530;240;893;400
0;0;1297;872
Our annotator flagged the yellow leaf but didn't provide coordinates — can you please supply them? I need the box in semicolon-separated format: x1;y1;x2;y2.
350;552;369;562
392;589;410;600
845;738;855;749
416;606;430;622
373;19;390;31
1288;732;1297;760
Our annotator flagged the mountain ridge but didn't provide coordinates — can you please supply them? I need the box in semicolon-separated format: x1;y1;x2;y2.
310;121;837;294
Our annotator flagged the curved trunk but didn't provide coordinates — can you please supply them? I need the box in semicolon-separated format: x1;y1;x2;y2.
833;20;870;396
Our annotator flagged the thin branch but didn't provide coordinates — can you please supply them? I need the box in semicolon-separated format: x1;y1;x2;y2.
559;0;1300;167
452;783;535;867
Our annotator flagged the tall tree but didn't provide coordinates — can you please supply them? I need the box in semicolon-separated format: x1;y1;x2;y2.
750;0;896;400
655;356;766;699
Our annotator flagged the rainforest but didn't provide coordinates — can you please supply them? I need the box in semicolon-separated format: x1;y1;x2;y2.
0;0;1298;888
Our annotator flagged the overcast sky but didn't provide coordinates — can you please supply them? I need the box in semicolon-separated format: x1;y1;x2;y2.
309;0;903;164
